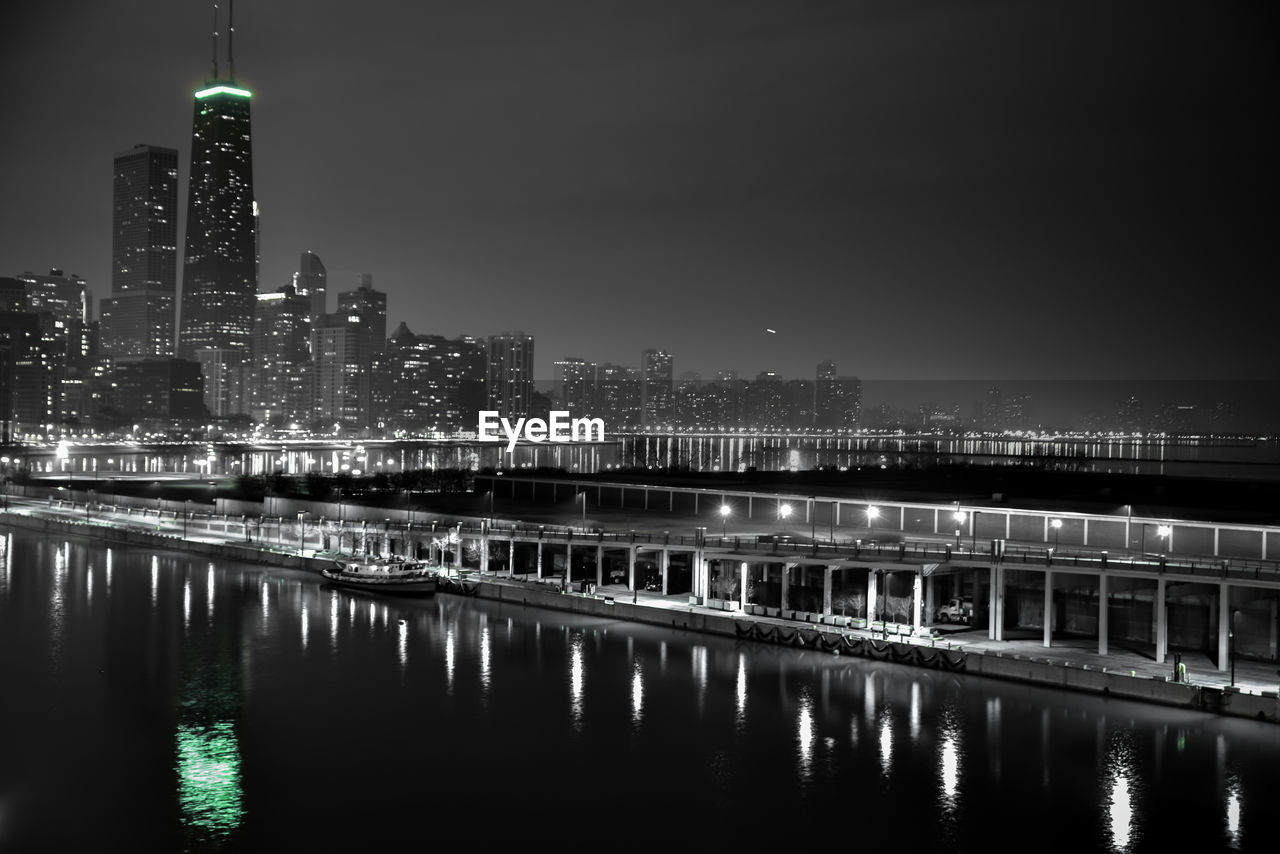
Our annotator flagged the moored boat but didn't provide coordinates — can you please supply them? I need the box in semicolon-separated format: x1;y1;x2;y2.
321;558;440;595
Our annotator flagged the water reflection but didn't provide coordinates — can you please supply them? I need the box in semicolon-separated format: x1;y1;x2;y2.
631;659;644;727
444;624;455;691
398;619;408;667
300;604;309;650
797;692;814;781
879;712;893;777
479;616;490;691
1105;734;1138;853
569;632;584;730
176;722;245;840
939;716;961;815
734;653;747;729
1226;775;1242;849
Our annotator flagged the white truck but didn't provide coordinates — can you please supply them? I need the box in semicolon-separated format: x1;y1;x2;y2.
935;597;974;624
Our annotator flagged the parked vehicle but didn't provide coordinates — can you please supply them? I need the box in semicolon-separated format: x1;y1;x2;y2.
935;597;973;624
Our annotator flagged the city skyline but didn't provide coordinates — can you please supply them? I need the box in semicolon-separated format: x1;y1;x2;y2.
2;1;1274;381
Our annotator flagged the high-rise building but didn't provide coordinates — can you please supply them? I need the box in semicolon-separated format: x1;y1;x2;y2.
640;348;673;429
381;323;486;433
310;314;363;427
251;284;311;423
102;145;178;357
554;357;596;412
486;332;534;418
178;40;257;373
336;274;387;426
594;363;641;430
195;348;246;418
292;251;327;322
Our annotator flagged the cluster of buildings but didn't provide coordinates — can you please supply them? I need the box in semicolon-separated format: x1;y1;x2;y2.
0;28;863;442
554;355;862;432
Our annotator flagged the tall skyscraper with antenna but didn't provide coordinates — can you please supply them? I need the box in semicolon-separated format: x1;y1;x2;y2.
179;2;257;415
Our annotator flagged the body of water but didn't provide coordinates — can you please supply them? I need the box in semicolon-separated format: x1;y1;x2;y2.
0;529;1273;849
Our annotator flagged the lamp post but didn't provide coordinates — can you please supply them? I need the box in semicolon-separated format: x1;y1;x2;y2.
1156;525;1171;554
953;510;967;549
1229;609;1238;687
867;505;880;530
779;502;793;523
719;503;731;540
1051;518;1062;552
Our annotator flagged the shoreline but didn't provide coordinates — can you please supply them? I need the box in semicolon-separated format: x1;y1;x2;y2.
4;509;1277;725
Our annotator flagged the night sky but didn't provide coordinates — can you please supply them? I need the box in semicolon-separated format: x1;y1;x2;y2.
2;0;1275;382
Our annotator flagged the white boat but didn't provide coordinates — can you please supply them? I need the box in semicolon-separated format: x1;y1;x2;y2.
320;558;440;595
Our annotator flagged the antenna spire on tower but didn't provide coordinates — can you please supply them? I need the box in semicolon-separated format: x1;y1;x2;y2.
211;2;219;80
227;0;235;83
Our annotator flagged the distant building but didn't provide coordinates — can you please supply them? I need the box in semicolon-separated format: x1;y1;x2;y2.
251;285;311;423
292;251;326;322
102;144;179;357
336;274;387;427
178;80;258;370
486;332;534;418
110;358;205;424
380;323;486;433
594;363;641;431
310;314;363;428
0;311;56;439
194;348;247;418
814;361;860;431
640;349;673;429
554;357;596;413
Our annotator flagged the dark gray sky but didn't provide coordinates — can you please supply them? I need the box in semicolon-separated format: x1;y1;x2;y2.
2;0;1275;381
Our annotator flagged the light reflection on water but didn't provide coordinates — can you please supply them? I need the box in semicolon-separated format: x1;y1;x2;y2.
1;532;1278;849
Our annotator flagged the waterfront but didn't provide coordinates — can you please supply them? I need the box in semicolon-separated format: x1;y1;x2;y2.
1;529;1275;849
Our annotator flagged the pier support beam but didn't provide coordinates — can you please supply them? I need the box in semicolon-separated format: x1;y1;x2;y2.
740;562;748;611
565;543;573;588
480;534;489;575
1155;577;1167;664
822;567;833;617
1218;583;1230;672
537;541;543;579
924;574;935;628
780;563;789;613
912;571;922;633
867;570;878;623
660;548;669;596
596;545;604;588
989;565;1004;641
628;545;636;590
1043;570;1053;648
1098;574;1108;656
508;537;516;577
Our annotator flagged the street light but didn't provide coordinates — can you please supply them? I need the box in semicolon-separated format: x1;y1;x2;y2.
953;510;967;548
779;503;793;522
719;503;731;539
1050;518;1062;551
1156;525;1172;553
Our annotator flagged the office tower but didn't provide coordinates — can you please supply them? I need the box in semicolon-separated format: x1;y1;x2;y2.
14;269;92;421
292;251;327;321
251;284;311;423
783;379;815;431
336;274;387;426
102;145;178;356
554;357;596;412
640;348;673;429
814;361;861;432
15;269;89;327
594;363;641;430
178;19;257;371
0;312;54;440
110;359;205;424
195;348;246;418
486;332;534;418
310;314;363;427
749;371;785;430
382;324;487;433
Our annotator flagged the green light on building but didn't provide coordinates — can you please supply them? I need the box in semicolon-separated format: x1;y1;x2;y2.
176;721;245;838
195;84;252;99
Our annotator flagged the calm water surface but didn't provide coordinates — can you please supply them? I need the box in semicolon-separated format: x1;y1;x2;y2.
0;530;1274;850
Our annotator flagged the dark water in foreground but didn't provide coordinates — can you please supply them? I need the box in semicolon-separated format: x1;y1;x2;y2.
0;530;1274;851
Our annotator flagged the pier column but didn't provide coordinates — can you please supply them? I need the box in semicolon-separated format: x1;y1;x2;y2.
565;543;573;587
628;545;637;590
595;545;604;588
660;548;669;596
740;562;748;611
454;535;463;573
1043;570;1053;648
867;570;878;623
537;541;543;579
822;567;833;617
508;537;516;577
924;574;935;627
779;563;789;613
1098;574;1109;655
1217;583;1230;672
989;565;1004;641
480;534;489;575
1155;577;1167;664
912;571;923;633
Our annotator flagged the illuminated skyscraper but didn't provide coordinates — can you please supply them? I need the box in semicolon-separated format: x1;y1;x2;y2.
178;20;257;375
102;144;178;356
640;348;673;428
486;332;534;418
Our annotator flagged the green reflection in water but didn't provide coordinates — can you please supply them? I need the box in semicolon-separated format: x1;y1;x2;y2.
176;721;245;838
